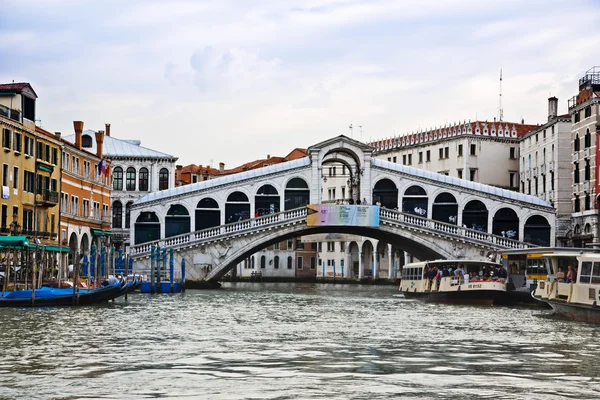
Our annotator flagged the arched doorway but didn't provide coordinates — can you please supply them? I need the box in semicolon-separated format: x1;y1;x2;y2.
524;215;551;246
492;208;519;239
80;233;90;256
196;198;220;230
112;200;122;229
432;192;458;224
134;212;160;244
165;205;191;237
362;240;374;278
255;184;280;216
373;179;398;209
68;232;78;266
284;178;309;210
402;185;428;217
462;200;488;232
225;191;250;223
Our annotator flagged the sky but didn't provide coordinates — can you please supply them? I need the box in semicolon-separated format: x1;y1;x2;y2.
1;0;599;168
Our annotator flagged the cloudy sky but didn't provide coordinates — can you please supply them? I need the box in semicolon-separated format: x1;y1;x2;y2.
1;0;599;167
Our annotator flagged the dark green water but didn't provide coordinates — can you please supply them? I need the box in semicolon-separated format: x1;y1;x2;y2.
0;282;599;399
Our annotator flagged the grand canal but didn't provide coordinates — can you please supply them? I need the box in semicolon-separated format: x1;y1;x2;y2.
1;283;599;399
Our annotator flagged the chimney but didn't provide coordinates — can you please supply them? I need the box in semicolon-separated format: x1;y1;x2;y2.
176;165;182;170
548;96;558;121
94;130;105;158
105;123;111;137
267;154;271;159
219;162;225;172
54;132;61;139
73;121;84;149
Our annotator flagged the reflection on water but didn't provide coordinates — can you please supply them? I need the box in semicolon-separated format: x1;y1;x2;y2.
0;282;600;399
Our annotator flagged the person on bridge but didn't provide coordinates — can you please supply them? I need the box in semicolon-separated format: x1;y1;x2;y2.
497;265;508;279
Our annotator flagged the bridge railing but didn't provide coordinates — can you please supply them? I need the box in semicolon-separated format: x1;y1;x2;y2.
379;208;534;249
131;207;308;257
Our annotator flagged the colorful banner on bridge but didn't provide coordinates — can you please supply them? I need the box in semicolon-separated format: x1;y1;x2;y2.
307;204;380;227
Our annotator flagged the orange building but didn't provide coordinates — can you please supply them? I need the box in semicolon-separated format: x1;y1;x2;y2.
56;121;112;263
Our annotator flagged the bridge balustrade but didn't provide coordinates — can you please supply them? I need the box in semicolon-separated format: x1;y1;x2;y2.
131;206;534;258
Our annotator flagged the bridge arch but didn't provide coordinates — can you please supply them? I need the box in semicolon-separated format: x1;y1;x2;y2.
225;190;251;223
432;192;458;225
255;184;280;216
134;211;160;244
462;199;488;232
284;177;310;210
372;178;398;209
491;207;519;240
402;185;428;217
524;215;551;246
203;222;455;282
196;197;220;230
165;204;191;238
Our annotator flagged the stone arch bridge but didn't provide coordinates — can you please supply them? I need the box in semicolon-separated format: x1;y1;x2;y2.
129;135;555;283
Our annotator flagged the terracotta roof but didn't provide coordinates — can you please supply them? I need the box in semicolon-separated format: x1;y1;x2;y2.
0;82;38;97
284;148;308;161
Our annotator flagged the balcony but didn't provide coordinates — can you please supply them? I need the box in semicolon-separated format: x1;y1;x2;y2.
584;148;590;159
548;190;554;200
573;152;579;163
526;170;531;179
540;164;546;174
532;167;538;176
573;183;579;194
548;161;554;170
584;182;590;192
35;190;59;206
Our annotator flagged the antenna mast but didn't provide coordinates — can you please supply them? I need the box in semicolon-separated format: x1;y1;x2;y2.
498;69;504;122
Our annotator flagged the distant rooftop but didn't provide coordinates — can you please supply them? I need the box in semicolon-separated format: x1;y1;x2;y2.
63;130;177;160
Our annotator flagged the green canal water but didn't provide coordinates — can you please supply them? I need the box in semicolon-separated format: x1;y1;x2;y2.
0;282;599;399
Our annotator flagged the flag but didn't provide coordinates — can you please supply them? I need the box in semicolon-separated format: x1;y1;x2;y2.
102;161;110;177
97;160;104;176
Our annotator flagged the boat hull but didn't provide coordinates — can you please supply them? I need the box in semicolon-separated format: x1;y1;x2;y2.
547;300;600;323
402;289;506;305
0;280;127;307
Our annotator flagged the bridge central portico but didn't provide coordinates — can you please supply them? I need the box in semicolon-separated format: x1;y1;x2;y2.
129;135;555;283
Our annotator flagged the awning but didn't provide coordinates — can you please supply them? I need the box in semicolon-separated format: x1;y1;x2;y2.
43;245;70;253
38;164;53;173
0;236;30;247
92;229;113;237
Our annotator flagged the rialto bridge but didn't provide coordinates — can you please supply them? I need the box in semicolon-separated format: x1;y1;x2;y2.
129;136;555;283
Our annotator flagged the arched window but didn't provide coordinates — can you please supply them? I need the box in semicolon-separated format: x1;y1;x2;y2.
112;201;122;229
274;256;279;269
159;168;169;190
126;167;136;191
113;167;123;191
125;201;133;229
585;129;591;148
287;256;293;269
260;255;266;269
574;134;580;151
138;167;149;191
82;134;92;148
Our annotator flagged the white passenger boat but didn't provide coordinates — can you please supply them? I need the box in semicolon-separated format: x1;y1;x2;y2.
399;260;508;305
531;250;600;322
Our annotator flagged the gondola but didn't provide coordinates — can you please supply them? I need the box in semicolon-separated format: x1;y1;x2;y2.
0;279;127;307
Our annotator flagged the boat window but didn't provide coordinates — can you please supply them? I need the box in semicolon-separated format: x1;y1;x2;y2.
591;262;600;285
553;256;578;274
580;261;592;284
403;267;423;280
526;258;550;280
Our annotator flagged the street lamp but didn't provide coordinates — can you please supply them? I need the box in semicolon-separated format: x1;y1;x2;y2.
9;212;21;236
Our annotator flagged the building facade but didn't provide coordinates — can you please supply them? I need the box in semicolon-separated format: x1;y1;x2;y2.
569;66;600;246
519;97;572;245
0;83;61;248
63;125;178;251
58;121;112;262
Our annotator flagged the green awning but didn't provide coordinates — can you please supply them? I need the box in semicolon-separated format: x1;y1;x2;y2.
44;245;70;253
0;236;30;247
92;229;113;237
38;164;53;173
